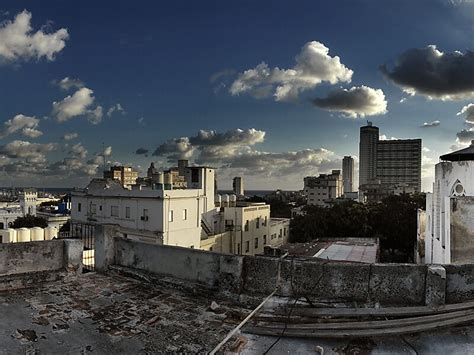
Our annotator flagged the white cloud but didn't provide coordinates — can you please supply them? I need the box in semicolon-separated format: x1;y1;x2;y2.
87;105;103;124
63;132;78;141
312;85;387;118
0;140;56;164
230;41;353;102
0;10;68;63
52;87;96;123
421;120;441;128
0;114;42;138
106;103;125;117
379;135;398;141
457;103;474;125
53;77;84;91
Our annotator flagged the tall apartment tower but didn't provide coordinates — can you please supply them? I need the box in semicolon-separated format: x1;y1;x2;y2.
376;139;422;192
359;122;379;187
233;176;244;196
342;156;355;193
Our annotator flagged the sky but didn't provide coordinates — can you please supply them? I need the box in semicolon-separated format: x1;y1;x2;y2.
0;0;473;191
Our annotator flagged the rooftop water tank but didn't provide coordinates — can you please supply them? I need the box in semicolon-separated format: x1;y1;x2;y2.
17;227;30;242
31;227;44;241
44;226;58;240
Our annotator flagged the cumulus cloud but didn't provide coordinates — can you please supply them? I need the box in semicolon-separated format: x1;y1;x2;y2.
0;114;42;138
230;41;353;102
421;120;441;128
455;103;474;144
63;132;78;141
190;128;265;146
381;45;474;100
135;148;149;155
312;85;387;118
153;137;194;161
456;129;474;144
457;103;474;126
0;10;68;63
52;87;102;123
107;103;125;117
53;77;84;91
0;140;56;164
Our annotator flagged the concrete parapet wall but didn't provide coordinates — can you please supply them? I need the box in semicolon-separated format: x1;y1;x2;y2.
445;264;474;303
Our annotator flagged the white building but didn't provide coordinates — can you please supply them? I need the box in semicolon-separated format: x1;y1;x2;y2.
19;189;37;216
71;166;216;248
304;170;343;206
342;156;354;193
424;142;474;264
233;176;244;196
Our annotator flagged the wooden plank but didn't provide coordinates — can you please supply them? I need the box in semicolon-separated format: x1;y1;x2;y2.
250;309;474;330
244;313;474;338
273;300;474;318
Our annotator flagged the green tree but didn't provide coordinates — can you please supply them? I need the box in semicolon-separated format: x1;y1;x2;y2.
12;215;48;229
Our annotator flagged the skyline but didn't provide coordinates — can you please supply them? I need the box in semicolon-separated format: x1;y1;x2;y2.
0;0;473;190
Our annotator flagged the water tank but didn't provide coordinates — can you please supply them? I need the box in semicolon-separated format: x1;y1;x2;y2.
44;226;58;240
31;227;44;241
222;194;230;207
17;227;31;242
5;228;17;243
215;194;222;207
229;194;237;207
157;171;164;184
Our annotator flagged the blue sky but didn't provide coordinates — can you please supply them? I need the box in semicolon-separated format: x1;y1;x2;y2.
0;0;473;190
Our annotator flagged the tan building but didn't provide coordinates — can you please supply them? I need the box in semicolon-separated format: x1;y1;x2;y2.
304;170;343;206
104;166;138;188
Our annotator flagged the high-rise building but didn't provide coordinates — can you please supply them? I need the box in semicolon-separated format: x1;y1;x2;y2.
376;139;422;192
359;122;379;187
342;156;354;193
233;176;244;196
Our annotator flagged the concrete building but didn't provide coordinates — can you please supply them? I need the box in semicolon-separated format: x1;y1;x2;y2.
72;166;216;248
376;138;422;192
103;166;139;189
232;176;244;196
424;142;474;264
19;188;37;216
359;122;379;187
304;170;343;206
358;123;422;194
359;179;418;203
342;156;355;193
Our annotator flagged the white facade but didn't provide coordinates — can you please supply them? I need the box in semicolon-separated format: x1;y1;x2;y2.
71;166;216;249
19;189;37;216
304;170;343;206
425;157;474;264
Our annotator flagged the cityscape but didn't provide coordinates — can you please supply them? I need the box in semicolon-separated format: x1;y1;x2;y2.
0;1;474;354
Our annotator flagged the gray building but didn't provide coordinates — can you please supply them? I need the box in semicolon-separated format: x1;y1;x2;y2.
359;122;379;187
359;123;422;193
342;156;355;193
232;176;244;196
304;170;343;206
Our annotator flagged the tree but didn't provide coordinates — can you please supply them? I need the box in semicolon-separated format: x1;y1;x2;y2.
11;215;48;229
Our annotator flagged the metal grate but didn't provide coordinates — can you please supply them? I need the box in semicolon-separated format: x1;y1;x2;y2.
70;222;96;272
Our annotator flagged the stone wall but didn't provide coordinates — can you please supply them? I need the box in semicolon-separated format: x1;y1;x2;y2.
95;225;474;306
0;239;83;291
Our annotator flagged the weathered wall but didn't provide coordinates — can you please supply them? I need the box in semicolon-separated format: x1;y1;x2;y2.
450;197;474;263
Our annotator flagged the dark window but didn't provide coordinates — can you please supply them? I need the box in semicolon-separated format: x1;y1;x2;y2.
78;203;82;212
191;168;199;183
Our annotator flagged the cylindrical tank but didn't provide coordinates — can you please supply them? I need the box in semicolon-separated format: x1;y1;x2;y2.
164;172;173;185
215;194;222;207
31;227;44;241
44;226;58;240
6;228;17;243
17;227;31;242
222;194;230;207
229;194;237;207
157;171;164;184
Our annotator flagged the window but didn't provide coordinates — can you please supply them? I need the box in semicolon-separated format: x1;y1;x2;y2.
191;168;199;183
142;208;149;221
210;247;213;252
284;228;286;236
182;209;187;220
256;217;260;229
169;210;174;222
125;207;130;219
99;205;102;211
245;241;250;253
78;203;82;212
254;237;259;249
111;206;119;217
264;216;267;226
237;243;240;255
263;235;267;245
244;220;249;231
279;229;282;237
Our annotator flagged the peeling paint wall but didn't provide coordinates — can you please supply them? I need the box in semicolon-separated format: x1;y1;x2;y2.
450;197;474;263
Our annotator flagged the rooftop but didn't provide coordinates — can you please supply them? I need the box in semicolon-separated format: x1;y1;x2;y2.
440;140;474;162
